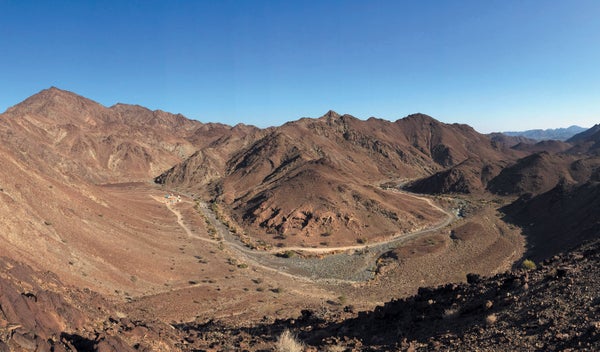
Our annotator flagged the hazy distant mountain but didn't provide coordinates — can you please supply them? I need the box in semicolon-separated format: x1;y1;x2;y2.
502;125;587;141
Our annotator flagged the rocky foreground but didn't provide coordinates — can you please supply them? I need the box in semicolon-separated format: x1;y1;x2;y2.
0;237;598;351
184;237;600;351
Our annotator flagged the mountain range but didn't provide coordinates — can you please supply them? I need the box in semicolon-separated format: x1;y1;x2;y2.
0;87;598;351
502;125;588;141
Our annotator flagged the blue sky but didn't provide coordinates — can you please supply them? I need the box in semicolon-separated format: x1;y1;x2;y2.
1;0;599;132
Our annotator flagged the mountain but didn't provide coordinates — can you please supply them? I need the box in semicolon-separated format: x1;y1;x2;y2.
486;152;573;195
405;157;508;194
488;132;536;148
567;124;600;144
0;87;261;295
566;124;600;154
0;87;598;351
510;139;572;154
502;125;588;141
157;111;522;247
0;87;204;183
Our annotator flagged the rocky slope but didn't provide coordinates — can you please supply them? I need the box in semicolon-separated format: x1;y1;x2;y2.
0;87;238;183
181;237;600;351
158;111;522;246
405;157;508;194
0;255;186;351
486;152;574;195
502;180;600;260
567;124;600;154
0;88;201;183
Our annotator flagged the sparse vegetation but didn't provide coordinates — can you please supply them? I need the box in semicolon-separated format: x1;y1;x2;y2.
522;259;537;270
276;329;304;352
278;250;296;258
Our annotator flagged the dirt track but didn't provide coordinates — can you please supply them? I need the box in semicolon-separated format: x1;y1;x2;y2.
158;189;457;283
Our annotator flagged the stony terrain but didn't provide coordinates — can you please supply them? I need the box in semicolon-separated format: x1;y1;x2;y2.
179;237;600;351
3;235;593;351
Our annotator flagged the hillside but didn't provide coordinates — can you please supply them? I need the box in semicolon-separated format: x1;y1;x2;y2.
567;124;600;154
502;180;600;260
0;87;207;183
158;111;522;246
0;88;259;294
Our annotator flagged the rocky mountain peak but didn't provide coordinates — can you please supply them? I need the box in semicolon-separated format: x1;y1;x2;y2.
322;110;341;119
4;86;107;125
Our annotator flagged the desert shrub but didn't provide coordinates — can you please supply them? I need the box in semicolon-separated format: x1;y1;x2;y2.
277;250;296;258
276;329;304;352
521;259;536;270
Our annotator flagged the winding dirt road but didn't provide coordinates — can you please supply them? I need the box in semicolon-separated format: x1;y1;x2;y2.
154;189;457;283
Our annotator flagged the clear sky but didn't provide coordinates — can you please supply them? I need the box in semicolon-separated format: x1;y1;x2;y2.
1;0;599;132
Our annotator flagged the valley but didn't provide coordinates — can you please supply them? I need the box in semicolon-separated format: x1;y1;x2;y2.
0;87;597;351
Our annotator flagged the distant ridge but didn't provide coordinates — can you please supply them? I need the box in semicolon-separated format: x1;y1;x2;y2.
502;125;587;141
